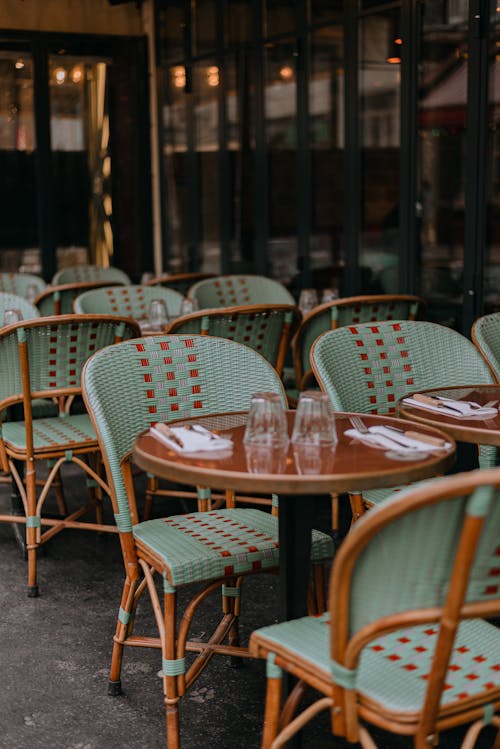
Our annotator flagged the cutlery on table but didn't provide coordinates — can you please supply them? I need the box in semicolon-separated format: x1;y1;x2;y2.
348;416;411;449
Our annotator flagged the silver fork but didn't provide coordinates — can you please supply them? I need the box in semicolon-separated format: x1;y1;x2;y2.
349;415;369;434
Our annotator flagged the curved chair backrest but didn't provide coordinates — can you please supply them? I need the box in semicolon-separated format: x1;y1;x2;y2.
188;274;295;308
0;292;40;322
166;304;301;377
146;272;217;297
294;294;426;391
36;281;126;316
311;320;493;416
471;312;500;382
82;335;287;528
0;315;140;412
52;265;131;285
0;272;46;298
329;466;500;735
74;285;184;320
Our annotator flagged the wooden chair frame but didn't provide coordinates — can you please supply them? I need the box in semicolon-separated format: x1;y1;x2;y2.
35;280;126;316
250;468;500;749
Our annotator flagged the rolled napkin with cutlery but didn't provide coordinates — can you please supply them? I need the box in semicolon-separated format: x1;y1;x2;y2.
403;393;498;419
150;422;233;455
345;425;451;453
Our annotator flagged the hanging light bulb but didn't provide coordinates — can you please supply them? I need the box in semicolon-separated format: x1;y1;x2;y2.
71;66;83;83
54;67;67;84
207;66;219;87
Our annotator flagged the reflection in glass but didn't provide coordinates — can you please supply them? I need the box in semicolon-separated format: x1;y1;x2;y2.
225;0;253;45
359;9;401;294
417;3;467;327
245;443;288;474
195;0;216;55
485;9;500;313
157;3;185;63
265;0;295;37
310;25;344;292
0;51;38;270
310;1;343;24
293;445;335;475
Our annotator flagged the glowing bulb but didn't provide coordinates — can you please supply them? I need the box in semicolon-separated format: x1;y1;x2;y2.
207;66;219;87
71;66;83;83
54;67;67;84
279;65;294;80
172;66;186;88
15;59;25;70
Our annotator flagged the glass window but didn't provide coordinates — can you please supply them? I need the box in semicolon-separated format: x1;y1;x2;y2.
265;0;295;38
265;40;297;283
485;5;500;313
195;0;217;56
0;50;39;271
417;3;467;327
157;3;185;63
225;0;253;46
310;0;343;24
359;9;401;294
310;25;345;294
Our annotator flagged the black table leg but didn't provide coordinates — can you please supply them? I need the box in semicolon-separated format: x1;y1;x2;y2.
453;441;480;473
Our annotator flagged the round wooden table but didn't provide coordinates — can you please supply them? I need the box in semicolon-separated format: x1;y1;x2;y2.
398;385;500;446
134;411;455;622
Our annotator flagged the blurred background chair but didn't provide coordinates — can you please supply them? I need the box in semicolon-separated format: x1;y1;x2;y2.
52;265;131;285
82;333;333;747
36;281;126;316
166;304;301;379
311;320;495;519
188;274;295;308
471;312;500;382
0;292;40;322
145;272;217;297
0;272;46;300
74;284;183;323
249;467;500;749
293;294;426;395
0;314;140;596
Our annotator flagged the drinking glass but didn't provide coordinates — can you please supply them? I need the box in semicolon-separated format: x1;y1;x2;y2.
25;284;39;304
148;299;169;330
245;443;288;474
141;272;155;285
293;444;335;475
291;390;337;446
298;288;318;315
321;288;338;304
243;392;289;447
3;308;23;326
180;297;199;315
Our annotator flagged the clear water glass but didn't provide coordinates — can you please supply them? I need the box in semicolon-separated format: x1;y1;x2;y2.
243;392;289;447
245;443;288;474
3;308;23;326
180;297;199;315
298;288;318;315
291;390;337;446
148;299;169;330
141;272;155;285
25;284;39;304
321;288;338;303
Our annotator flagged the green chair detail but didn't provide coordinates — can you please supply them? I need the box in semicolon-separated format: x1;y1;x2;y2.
145;272;217;297
82;334;334;749
0;314;140;596
311;320;496;517
74;284;183;322
471;312;500;382
35;280;126;316
165;304;301;378
0;292;40;322
293;294;426;393
250;467;500;749
52;264;131;285
188;274;295;308
0;272;46;298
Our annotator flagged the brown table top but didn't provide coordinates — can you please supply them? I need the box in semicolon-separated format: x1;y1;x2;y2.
397;384;500;446
133;411;455;495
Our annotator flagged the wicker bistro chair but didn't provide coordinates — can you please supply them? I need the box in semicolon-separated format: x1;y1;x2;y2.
74;284;183;323
311;320;496;519
0;314;140;596
188;274;296;308
145;272;217;297
250;468;500;749
0;272;46;298
52;264;131;285
471;312;500;382
165;304;301;379
36;281;126;316
293;294;425;394
81;334;334;749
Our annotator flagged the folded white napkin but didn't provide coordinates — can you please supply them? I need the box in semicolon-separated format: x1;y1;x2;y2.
345;426;450;453
150;424;233;455
403;396;497;419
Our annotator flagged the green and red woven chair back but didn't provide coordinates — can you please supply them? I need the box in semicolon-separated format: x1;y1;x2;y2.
74;285;184;321
0;292;40;322
52;265;131;285
472;311;500;382
188;275;295;308
0;272;46;298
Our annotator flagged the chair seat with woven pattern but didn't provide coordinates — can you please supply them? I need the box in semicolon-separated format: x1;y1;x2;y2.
2;413;96;453
250;469;500;749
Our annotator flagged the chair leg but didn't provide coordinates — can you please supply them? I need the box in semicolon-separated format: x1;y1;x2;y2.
108;577;140;695
25;461;39;597
163;588;181;749
144;473;157;521
310;563;326;614
262;664;283;749
348;491;366;525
